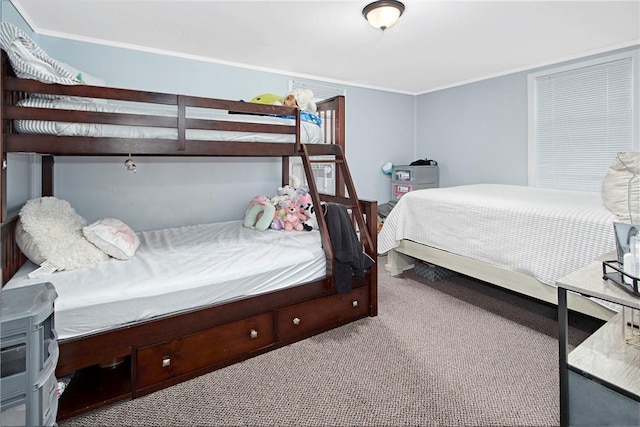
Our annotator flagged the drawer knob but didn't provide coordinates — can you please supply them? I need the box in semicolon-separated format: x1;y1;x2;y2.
352;300;358;307
250;329;258;339
162;357;171;368
292;317;301;325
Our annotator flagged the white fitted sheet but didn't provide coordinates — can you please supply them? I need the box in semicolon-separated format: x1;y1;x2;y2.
378;184;618;286
15;98;323;143
5;220;326;340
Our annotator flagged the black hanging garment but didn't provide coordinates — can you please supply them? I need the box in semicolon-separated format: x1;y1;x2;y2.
323;203;375;294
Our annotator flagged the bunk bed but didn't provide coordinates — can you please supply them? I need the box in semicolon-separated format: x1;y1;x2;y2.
0;47;378;421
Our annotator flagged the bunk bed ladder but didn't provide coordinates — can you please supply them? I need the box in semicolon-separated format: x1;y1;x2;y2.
299;144;376;261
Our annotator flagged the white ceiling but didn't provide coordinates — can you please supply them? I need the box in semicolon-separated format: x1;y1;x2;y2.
10;0;640;95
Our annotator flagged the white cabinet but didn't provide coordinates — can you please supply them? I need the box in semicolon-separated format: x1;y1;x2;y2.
1;283;58;427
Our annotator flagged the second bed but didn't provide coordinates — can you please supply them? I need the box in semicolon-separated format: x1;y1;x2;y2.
378;184;620;319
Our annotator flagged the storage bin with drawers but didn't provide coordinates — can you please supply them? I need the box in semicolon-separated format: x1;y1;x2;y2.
136;312;275;391
391;165;439;201
1;282;59;427
277;285;370;343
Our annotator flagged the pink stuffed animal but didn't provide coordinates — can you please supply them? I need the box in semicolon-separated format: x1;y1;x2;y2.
282;199;307;231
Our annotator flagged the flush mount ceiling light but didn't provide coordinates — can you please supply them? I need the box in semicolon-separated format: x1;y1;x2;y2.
362;0;405;31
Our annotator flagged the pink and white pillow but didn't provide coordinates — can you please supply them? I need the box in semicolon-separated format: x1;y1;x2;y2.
83;218;140;260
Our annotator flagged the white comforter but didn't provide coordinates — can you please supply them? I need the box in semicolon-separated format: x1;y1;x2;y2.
378;184;618;286
5;220;325;340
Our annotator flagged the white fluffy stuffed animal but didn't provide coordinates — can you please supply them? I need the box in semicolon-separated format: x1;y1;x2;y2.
270;175;305;206
290;88;317;114
289;175;303;189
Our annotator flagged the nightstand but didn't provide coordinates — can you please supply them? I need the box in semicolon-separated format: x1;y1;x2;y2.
556;261;640;427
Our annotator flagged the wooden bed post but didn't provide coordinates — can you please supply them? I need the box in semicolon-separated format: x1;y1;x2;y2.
334;96;346;198
42;155;54;197
360;199;378;317
281;156;290;186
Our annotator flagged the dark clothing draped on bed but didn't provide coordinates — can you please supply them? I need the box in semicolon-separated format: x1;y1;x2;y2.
324;203;374;294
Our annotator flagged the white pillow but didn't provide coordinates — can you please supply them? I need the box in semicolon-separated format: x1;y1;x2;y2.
83;218;140;260
0;22;81;85
0;23;106;102
16;197;109;270
601;152;640;223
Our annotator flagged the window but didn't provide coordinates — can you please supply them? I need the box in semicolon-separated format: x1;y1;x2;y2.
288;80;346;101
288;80;345;195
528;51;638;192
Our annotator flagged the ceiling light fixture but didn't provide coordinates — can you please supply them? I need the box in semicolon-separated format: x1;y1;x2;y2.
362;0;405;31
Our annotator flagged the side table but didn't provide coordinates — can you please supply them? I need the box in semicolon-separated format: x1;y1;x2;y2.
557;260;640;427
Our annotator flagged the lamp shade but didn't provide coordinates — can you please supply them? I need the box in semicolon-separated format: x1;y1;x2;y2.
363;0;405;31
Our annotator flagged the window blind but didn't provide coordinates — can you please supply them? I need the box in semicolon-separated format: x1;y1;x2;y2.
532;56;634;192
288;80;346;101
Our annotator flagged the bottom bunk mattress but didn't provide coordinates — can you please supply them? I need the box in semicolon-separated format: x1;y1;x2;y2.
378;184;618;286
4;220;326;340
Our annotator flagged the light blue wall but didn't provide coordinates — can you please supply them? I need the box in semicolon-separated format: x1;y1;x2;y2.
2;2;415;230
5;154;31;213
342;87;415;204
0;1;29;34
416;74;527;187
416;45;640;188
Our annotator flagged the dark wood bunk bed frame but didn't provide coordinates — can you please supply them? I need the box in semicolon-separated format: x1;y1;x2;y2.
0;50;378;420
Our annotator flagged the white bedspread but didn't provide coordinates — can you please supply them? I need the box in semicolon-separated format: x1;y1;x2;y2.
378;184;618;286
15;98;323;143
5;220;325;340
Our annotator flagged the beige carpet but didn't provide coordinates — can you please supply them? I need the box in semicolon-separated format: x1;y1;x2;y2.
59;258;601;426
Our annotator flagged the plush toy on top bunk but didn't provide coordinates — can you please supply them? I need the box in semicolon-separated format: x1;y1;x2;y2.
243;176;320;232
288;88;317;114
249;89;317;114
248;89;322;127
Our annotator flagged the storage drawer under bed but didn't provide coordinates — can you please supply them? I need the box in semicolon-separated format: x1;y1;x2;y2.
136;312;274;389
277;285;370;343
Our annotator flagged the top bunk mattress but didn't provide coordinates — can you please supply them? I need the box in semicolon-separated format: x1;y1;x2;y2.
14;98;324;144
378;184;618;286
4;220;326;340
